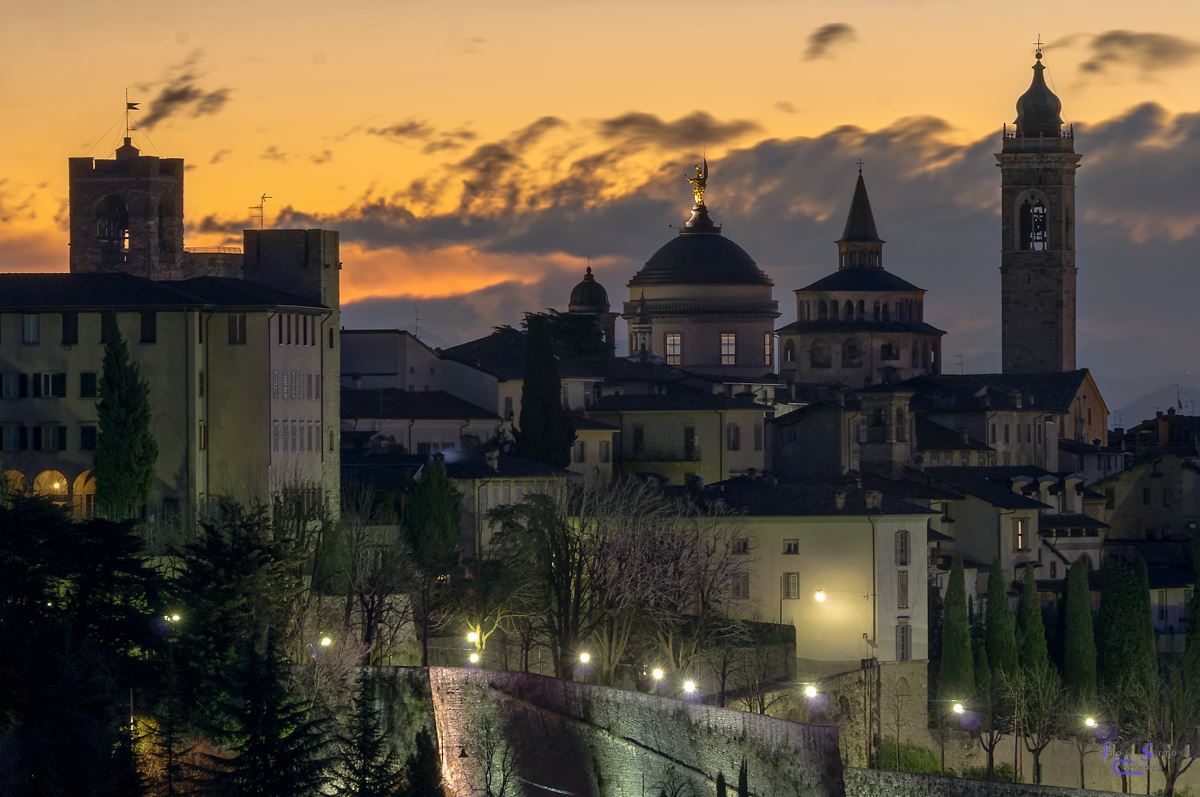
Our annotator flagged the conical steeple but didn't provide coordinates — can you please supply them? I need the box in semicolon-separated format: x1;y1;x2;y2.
836;168;884;270
1014;48;1064;138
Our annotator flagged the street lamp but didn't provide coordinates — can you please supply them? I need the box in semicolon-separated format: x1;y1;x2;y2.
682;679;697;696
319;635;333;648
466;630;479;644
1084;716;1096;729
940;700;965;774
952;702;964;715
804;684;819;699
468;652;480;664
814;589;827;603
578;651;591;664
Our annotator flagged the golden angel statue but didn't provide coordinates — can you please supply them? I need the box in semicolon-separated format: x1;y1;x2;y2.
685;158;708;207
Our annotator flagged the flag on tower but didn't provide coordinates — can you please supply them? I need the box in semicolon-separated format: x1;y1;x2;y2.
126;102;140;110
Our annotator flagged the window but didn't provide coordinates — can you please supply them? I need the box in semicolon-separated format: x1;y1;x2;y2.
632;424;645;455
753;423;763;452
930;452;940;467
80;425;97;451
1;373;19;399
896;619;912;661
198;422;208;450
783;539;799;555
277;315;284;344
573;440;587;464
783;572;800;599
328;328;334;349
303;316;309;346
100;311;118;343
783;340;795;363
842;338;863;368
960;452;970;466
228;313;247;345
684;425;696;460
0;425;20;451
307;374;313;400
41;425;67;451
35;373;67;398
80;372;98;398
727;423;741;451
21;314;39;344
1014;517;1027;551
990;424;997;444
1004;424;1010;444
895;530;910;566
61;312;78;345
1049;560;1058;579
898;570;909;609
763;332;772;366
810;340;832;368
139;311;157;344
665;333;682;366
307;423;314;451
720;332;736;365
198;370;205;398
599;440;611;463
198;314;204;343
272;421;279;451
286;314;292;344
732;573;750;600
272;370;279;399
732;537;750;555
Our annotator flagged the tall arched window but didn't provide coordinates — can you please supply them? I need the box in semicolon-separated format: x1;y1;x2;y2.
829;302;838;321
873;301;881;321
818;300;828;321
911;341;920;367
844;300;854;320
856;300;865;320
842;338;863;368
881;304;890;322
783;340;796;362
1020;197;1048;251
811;340;832;368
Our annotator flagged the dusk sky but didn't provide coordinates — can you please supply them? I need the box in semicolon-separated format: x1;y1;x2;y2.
3;0;1199;416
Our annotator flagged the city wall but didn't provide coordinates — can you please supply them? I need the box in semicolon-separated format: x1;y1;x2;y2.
844;770;1118;797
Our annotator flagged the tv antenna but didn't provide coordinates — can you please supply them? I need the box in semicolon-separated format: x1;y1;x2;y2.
954;353;965;375
249;193;273;230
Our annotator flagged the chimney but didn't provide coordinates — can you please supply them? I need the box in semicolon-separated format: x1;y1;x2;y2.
865;490;882;511
835;491;846;510
485;449;499;472
961;428;971;445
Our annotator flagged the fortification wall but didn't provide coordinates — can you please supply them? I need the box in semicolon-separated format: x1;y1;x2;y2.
845;769;1117;797
427;667;845;797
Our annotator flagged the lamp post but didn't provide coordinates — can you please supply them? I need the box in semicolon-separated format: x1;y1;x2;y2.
682;679;697;697
578;651;590;683
939;700;964;775
651;667;664;696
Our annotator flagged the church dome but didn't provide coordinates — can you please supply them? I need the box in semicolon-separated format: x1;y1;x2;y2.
630;206;772;287
1015;51;1063;137
568;267;610;313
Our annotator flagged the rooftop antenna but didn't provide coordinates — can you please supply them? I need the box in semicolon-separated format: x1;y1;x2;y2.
249;193;273;230
954;353;965;375
414;306;421;339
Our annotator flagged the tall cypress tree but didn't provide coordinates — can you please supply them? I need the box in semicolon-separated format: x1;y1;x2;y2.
939;557;974;702
402;729;443;797
984;559;1018;679
514;315;574;469
332;671;403;797
1016;563;1050;675
1098;555;1156;697
94;326;157;521
403;459;462;666
1062;558;1097;705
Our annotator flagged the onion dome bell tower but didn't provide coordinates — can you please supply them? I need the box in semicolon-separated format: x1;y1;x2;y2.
997;44;1080;374
567;266;619;355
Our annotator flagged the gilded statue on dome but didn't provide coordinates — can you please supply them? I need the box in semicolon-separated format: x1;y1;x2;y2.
685;158;708;207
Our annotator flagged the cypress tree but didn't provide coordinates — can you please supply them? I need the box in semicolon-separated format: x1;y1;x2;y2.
984;559;1018;679
939;557;974;702
404;459;462;666
1098;555;1157;697
514;315;574;469
94;326;157;521
716;771;727;797
402;729;443;797
1062;558;1097;705
1016;563;1050;675
332;671;403;797
736;758;748;797
1128;556;1157;695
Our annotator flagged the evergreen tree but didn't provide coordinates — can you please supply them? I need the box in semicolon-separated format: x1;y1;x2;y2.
332;671;403;797
214;637;330;797
514;314;574;469
1015;563;1050;675
1097;555;1156;697
1062;558;1097;705
404;459;463;666
715;771;727;797
94;326;157;520
402;729;444;797
984;559;1018;678
939;557;974;702
736;758;748;797
111;726;146;797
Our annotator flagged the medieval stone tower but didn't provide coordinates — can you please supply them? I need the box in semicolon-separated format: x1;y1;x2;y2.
68;137;186;279
997;48;1080;374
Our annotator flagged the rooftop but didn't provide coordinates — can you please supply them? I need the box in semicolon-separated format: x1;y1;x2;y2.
0;272;327;310
340;388;499;421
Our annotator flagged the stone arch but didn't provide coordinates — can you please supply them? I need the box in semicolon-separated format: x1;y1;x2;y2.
72;470;97;520
911;340;920;367
873;301;881;321
810;339;832;369
2;470;26;496
95;195;128;243
922;342;931;372
842;337;863;368
856;300;865;320
33;469;69;506
1017;190;1049;251
843;300;854;320
783;340;796;363
829;301;838;321
881;303;890;322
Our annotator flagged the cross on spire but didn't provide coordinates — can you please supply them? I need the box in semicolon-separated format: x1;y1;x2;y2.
1034;33;1044;58
856;158;865;175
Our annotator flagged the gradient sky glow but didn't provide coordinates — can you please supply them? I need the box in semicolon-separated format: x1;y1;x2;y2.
3;1;1199;413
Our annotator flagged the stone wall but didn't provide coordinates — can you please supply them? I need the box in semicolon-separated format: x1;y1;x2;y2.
427;667;844;797
845;769;1115;797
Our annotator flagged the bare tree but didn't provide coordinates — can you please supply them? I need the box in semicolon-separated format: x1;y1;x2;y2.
341;486;413;665
467;713;520;797
1004;666;1064;785
1124;663;1200;797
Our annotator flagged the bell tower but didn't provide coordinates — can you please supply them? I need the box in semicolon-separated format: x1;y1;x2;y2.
68;136;185;279
997;46;1080;374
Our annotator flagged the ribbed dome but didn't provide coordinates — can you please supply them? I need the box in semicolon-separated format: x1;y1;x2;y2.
568;267;610;313
629;229;772;286
1015;53;1063;137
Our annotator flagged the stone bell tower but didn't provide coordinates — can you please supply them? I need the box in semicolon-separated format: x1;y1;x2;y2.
997;46;1080;374
68;136;186;279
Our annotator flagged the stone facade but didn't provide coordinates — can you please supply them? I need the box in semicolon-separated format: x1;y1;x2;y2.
845;770;1117;797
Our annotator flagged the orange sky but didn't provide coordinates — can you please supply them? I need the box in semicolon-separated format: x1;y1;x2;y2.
2;1;1200;393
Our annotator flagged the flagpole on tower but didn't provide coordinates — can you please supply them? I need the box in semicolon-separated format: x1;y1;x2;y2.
124;89;140;145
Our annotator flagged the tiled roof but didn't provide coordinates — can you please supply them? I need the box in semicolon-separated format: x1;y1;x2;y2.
698;478;932;516
1039;512;1108;530
776;319;943;335
341;388;499;421
903;371;1092;415
916;418;991;452
0;272;326;310
441;328;527;380
797;268;923;293
589;392;767;413
924;467;1053;509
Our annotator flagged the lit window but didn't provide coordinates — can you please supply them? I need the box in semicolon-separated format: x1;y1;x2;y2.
665;333;682;366
782;572;800;599
898;570;909;609
1014;517;1027;551
763;333;772;366
895;530;910;566
720;332;736;365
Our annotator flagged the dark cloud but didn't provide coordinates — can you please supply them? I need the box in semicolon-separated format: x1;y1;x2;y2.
367;119;435;141
422;128;477;154
775;101;797;114
1079;30;1200;74
209;148;231;165
595;111;759;148
310;149;333;165
260;146;288;163
138;51;232;131
804;23;856;60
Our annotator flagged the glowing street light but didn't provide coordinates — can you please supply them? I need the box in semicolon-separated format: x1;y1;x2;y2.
814;589;827;603
169;613;181;623
682;679;697;695
578;651;591;665
1084;716;1097;728
468;652;480;664
952;701;964;714
319;635;333;648
803;684;819;699
466;630;479;644
651;667;664;681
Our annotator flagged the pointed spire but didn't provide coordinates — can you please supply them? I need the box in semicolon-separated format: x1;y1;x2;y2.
839;170;882;244
1014;46;1064;138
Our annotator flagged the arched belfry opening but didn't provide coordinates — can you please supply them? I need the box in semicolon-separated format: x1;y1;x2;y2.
1019;197;1048;251
95;195;130;266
